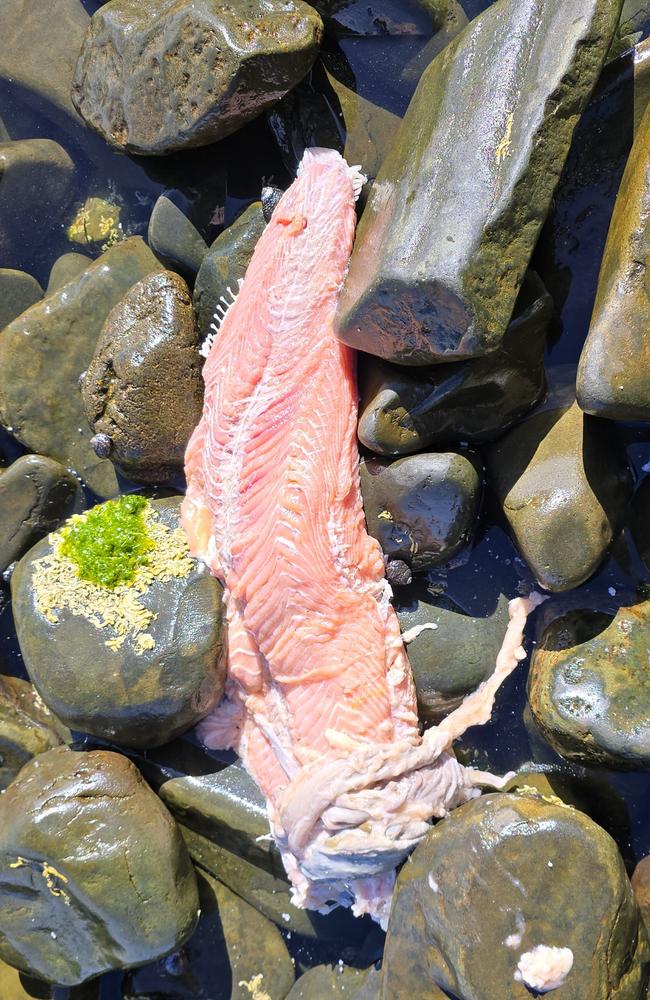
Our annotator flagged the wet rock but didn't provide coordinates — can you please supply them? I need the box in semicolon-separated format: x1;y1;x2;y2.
0;746;199;986
11;496;226;749
632;856;650;934
335;0;621;365
395;587;510;720
631;476;650;569
528;601;650;768
286;964;377;998
0;675;70;791
382;790;650;999
81;270;203;484
358;271;552;454
159;764;277;872
611;1;650;57
0;0;88;131
0;140;75;268
147;195;208;278
0;269;42;330
0;454;81;573
127;870;295;1000
398;2;468;87
66;196;123;250
268;56;400;199
45;252;91;294
178;823;320;938
486;392;631;592
577;100;650;420
309;0;445;37
360;452;481;573
72;0;323;155
194;202;266;335
0;236;161;498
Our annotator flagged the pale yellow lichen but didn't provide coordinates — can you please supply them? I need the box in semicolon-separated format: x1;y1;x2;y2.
238;974;272;1000
32;505;194;655
67;196;124;247
495;112;514;164
8;858;70;905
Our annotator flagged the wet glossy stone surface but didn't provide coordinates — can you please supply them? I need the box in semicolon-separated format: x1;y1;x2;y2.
0;747;199;986
0;674;70;791
0;269;42;330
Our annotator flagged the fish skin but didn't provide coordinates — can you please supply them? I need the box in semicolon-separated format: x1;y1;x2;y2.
182;147;538;924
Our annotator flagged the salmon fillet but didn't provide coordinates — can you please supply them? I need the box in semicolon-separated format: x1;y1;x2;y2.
182;147;541;924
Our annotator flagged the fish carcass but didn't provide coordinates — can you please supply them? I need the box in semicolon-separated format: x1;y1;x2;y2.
182;147;541;925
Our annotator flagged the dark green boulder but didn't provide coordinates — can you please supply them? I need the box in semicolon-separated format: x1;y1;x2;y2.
0;237;161;498
395;587;510;720
577;99;650;420
335;0;622;364
11;496;226;749
0;454;81;573
528;601;650;768
358;270;551;454
72;0;323;155
0;747;199;986
147;195;208;277
81;270;204;485
193;202;266;336
486;388;631;591
360;451;481;577
0;675;70;791
382;791;650;999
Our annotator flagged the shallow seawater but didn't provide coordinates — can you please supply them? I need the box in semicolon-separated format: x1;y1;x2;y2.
2;0;650;997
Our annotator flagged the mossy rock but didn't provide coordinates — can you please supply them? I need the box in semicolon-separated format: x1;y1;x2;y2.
0;746;199;986
72;0;323;154
528;601;650;768
486;395;631;591
335;0;621;364
11;496;226;749
577;99;650;420
382;791;650;999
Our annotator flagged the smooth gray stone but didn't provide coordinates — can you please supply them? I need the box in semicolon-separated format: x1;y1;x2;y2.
147;195;208;277
0;269;42;330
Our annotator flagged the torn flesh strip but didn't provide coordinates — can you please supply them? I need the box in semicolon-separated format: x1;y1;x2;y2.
515;945;574;993
182;144;544;925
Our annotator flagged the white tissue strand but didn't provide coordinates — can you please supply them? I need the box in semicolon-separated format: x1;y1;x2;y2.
514;945;574;993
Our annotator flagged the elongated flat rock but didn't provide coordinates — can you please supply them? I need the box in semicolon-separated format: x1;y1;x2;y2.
335;0;622;364
577;99;650;419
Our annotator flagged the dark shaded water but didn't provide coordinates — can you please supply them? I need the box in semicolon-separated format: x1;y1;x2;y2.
2;1;650;997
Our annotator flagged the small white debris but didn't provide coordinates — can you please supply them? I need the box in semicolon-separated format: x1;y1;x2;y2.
282;912;290;922
401;622;439;644
547;861;553;868
608;587;617;597
503;913;526;949
50;931;57;940
514;945;573;993
427;872;439;893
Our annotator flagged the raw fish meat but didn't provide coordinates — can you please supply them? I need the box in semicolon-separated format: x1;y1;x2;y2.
182;147;541;924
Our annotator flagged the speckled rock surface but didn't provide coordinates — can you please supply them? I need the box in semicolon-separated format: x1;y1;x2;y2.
0;269;42;330
335;0;621;364
81;270;203;484
0;454;81;573
528;601;650;768
11;497;226;749
0;747;199;986
382;791;650;999
0;237;161;498
632;855;650;935
193;202;266;336
486;393;631;592
358;271;552;454
0;675;70;791
360;452;481;574
72;0;323;155
395;587;510;720
577;99;650;420
286;963;379;998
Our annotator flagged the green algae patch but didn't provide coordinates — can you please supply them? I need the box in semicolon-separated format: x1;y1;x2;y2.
31;498;194;654
60;493;153;588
